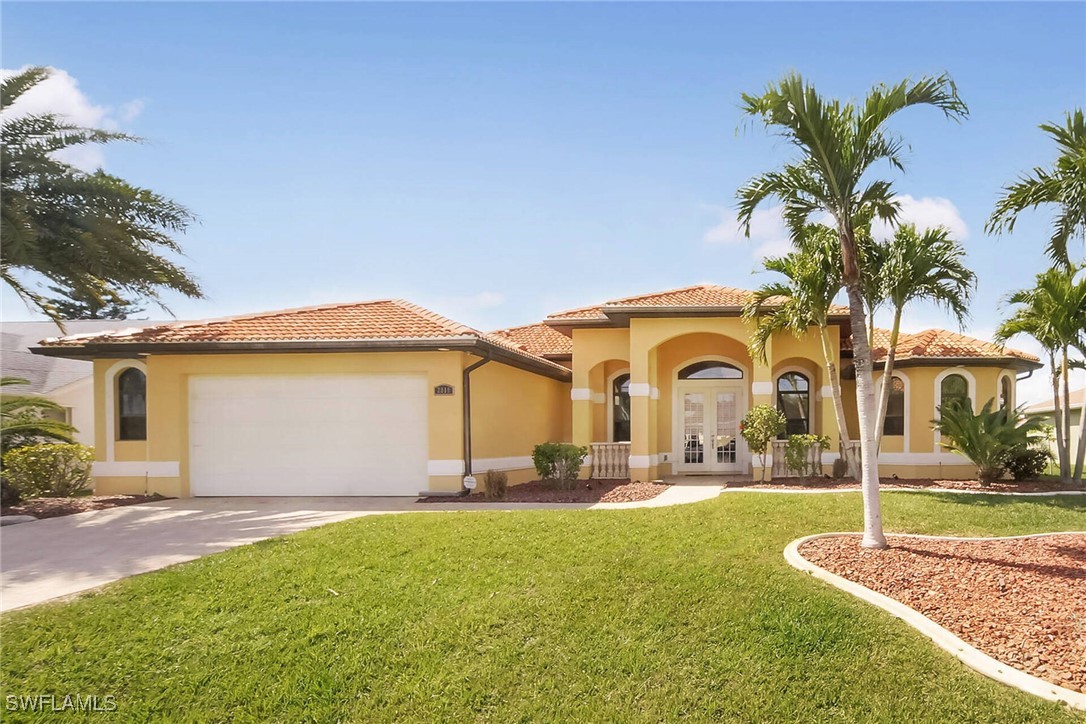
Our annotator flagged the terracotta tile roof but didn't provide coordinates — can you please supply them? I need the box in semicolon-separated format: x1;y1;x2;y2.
869;328;1040;364
36;300;570;376
489;322;572;357
545;284;849;321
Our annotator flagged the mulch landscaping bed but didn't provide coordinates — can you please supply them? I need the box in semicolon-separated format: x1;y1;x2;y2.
1;494;170;520
419;479;670;504
736;478;1085;493
799;533;1086;694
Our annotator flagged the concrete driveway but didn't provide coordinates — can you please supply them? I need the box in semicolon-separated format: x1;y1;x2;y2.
0;497;421;612
0;483;724;612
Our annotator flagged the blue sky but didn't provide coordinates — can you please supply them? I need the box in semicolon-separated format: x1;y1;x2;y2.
3;2;1084;401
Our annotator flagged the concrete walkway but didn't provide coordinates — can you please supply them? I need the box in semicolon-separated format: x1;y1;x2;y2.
1;482;724;613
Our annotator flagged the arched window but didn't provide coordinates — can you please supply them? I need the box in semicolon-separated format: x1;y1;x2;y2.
612;373;631;442
777;372;810;436
999;376;1012;410
677;361;743;380
117;368;147;440
940;373;969;412
884;376;905;436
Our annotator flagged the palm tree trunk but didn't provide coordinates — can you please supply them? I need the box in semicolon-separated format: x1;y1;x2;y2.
1061;346;1073;483
1050;351;1069;481
845;282;886;549
1074;396;1086;482
818;325;857;477
874;309;902;452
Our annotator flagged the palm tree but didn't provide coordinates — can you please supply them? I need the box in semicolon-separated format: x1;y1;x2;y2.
987;109;1086;266
873;224;975;450
1;377;77;452
744;224;858;476
1;67;202;325
996;266;1086;482
932;399;1046;485
737;72;968;549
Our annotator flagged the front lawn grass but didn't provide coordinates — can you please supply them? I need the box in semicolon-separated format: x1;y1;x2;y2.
2;492;1083;721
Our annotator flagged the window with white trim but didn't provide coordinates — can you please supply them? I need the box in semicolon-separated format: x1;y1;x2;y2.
939;373;969;412
776;372;810;436
612;373;631;442
118;368;147;440
884;376;905;436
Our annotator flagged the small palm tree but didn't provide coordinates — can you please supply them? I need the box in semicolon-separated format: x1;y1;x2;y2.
1;377;77;452
996;267;1086;482
987;109;1086;266
932;399;1046;485
744;224;857;476
873;224;975;449
737;72;968;548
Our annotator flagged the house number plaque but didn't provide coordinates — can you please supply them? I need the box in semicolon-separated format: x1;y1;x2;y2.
434;384;454;396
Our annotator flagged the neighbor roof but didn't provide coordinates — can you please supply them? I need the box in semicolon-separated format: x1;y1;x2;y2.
489;322;572;358
869;328;1040;367
544;283;850;323
1024;388;1086;414
3;320;164;395
34;300;571;380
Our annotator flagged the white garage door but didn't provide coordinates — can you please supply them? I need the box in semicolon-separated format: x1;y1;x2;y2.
189;374;428;496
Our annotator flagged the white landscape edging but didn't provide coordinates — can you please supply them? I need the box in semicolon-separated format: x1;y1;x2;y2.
724;487;1086;497
784;531;1086;711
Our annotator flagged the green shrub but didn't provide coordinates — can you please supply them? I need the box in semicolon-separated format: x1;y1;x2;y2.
932;399;1046;485
483;469;508;500
784;434;831;477
532;443;588;490
740;405;786;481
1005;446;1051;481
2;443;94;499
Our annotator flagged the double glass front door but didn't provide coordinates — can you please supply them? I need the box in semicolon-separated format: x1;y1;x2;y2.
679;386;744;473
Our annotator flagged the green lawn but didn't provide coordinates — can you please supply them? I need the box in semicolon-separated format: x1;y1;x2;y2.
2;492;1084;722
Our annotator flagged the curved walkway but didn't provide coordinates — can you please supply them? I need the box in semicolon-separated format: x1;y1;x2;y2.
786;532;1086;711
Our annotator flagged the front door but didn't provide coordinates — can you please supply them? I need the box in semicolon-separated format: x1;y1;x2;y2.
677;385;746;473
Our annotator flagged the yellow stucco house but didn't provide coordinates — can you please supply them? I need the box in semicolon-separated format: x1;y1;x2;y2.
33;284;1040;497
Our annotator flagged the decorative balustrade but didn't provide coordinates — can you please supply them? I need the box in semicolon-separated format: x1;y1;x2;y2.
590;442;631;480
770;439;825;478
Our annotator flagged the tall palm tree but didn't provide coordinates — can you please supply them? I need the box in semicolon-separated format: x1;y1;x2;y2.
1;66;202;325
737;73;968;549
996;266;1086;482
744;224;858;476
1;377;76;452
873;225;975;450
987;109;1086;266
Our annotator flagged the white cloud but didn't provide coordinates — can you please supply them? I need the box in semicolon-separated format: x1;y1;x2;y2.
0;66;144;171
704;204;796;260
873;195;969;241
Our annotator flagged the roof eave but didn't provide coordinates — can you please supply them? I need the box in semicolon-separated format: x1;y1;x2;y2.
30;337;572;382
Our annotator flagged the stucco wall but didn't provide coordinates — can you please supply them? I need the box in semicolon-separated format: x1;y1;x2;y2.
89;351;566;497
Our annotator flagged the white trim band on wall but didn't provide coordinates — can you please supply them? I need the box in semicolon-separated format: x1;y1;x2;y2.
591;392;606;404
428;457;537;476
93;461;180;478
650;387;660;400
820;385;833;399
570;388;592;401
751;381;773;396
628;455;652;468
628;383;651;397
649;454;659;466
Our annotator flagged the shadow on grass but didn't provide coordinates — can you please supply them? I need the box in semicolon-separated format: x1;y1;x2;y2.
920;492;1086;510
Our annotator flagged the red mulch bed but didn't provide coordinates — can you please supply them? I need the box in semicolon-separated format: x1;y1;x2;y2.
1;494;170;520
737;478;1085;493
419;479;670;504
800;533;1086;693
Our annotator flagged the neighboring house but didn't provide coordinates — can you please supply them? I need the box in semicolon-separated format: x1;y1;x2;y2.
1024;388;1085;460
2;321;162;446
32;285;1040;497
